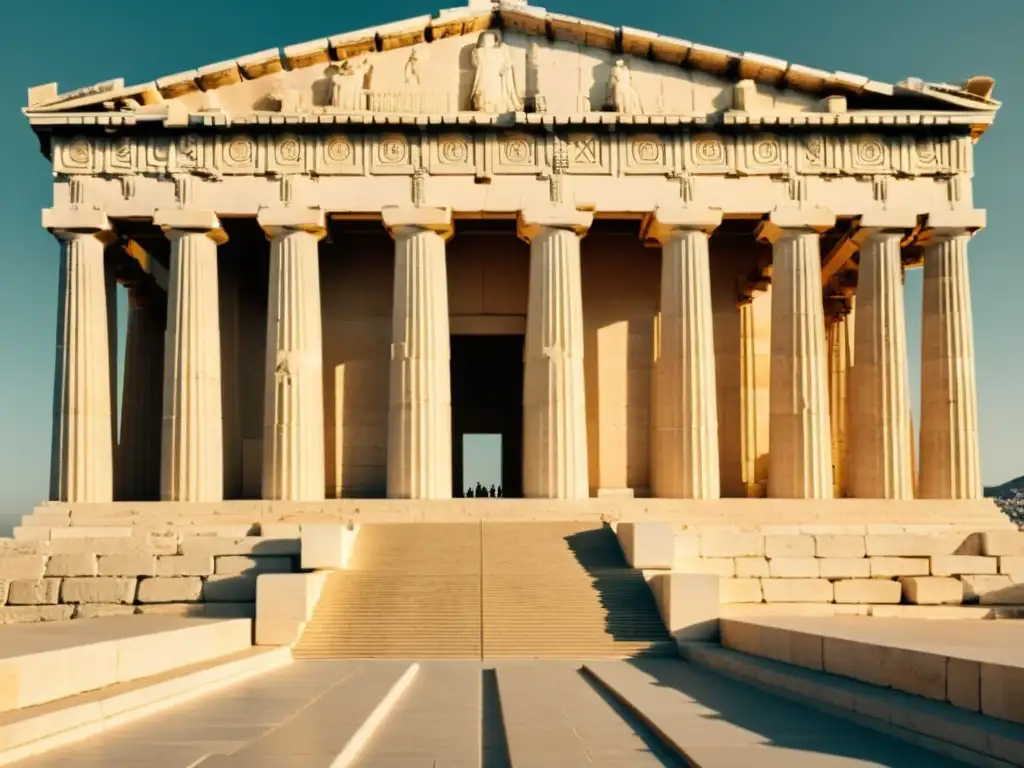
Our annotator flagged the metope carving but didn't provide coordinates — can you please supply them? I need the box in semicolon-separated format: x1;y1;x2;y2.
491;133;540;174
219;135;259;175
269;134;309;175
371;133;415;175
737;134;788;176
622;134;669;175
428;134;476;175
315;134;363;175
845;135;889;174
565;134;612;175
104;136;136;175
684;133;732;175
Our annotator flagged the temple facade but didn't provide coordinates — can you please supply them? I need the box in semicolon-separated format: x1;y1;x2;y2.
26;1;1000;506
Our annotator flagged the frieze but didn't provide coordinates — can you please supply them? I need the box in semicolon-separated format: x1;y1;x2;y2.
50;132;973;182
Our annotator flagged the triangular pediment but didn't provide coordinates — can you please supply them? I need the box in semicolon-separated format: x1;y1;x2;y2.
25;1;1000;136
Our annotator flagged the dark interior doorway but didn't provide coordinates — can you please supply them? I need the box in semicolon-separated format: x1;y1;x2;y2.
451;334;524;498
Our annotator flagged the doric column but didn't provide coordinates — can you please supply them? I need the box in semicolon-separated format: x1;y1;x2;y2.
738;296;759;496
848;212;916;499
825;297;855;498
643;207;721;498
258;208;328;501
756;208;836;499
517;205;593;499
43;209;116;503
382;205;453;499
153;210;227;502
918;211;985;499
115;283;166;501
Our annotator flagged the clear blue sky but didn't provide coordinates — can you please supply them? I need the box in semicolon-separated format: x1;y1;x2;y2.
0;0;1021;529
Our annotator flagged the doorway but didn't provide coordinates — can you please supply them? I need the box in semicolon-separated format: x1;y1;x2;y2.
451;334;524;498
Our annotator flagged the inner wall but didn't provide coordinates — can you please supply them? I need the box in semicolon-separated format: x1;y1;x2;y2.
217;218;771;500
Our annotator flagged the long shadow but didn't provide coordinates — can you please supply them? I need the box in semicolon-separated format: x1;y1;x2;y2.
480;668;512;768
623;657;968;766
564;526;674;653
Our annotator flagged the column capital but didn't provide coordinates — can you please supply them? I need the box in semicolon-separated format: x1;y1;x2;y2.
517;204;593;243
919;209;986;243
854;210;920;237
42;208;115;244
257;207;327;240
153;209;228;245
381;205;453;241
755;206;836;245
641;206;723;246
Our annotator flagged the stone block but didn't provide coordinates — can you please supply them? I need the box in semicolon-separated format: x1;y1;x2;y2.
214;555;294;576
768;558;819;578
947;658;980;711
869;557;929;578
0;578;8;604
137;577;204;603
888;646;948;702
0;605;73;624
0;540;46;555
900;576;962;605
156;554;215;577
865;533;974;557
981;661;1024;726
6;578;61;605
734;557;769;578
300;524;359;570
0;555;46;580
1001;557;1024;581
962;574;1024;605
135;602;255;619
822;637;888;687
259;523;302;538
202;573;258;602
814;534;866;559
982;532;1024;556
930;555;997;576
616;522;674;569
721;603;837;618
73;604;137;618
700;531;764;558
45;553;97;577
60;577;137;604
97;554;157;577
818;558;870;579
50;526;133;539
255;572;329;646
765;535;815;559
673;557;735;577
47;537;157;555
675;532;701;558
719;578;762;604
833;579;901;604
761;579;833;603
649;572;719;641
180;536;300;557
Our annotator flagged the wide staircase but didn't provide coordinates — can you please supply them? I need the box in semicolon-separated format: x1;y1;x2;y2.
292;522;674;659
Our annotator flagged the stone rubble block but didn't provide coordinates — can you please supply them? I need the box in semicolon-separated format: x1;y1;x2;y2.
46;537;159;555
73;604;137;618
0;605;74;624
673;557;735;578
768;558;819;578
0;578;8;603
899;576;963;605
817;558;871;579
869;557;929;578
134;601;255;619
45;553;98;577
814;534;866;559
137;576;204;603
156;554;215;577
929;555;998;576
833;579;901;604
0;555;47;580
982;532;1024;557
0;540;47;555
202;573;258;602
51;526;134;540
865;533;975;557
734;557;770;578
765;535;815;559
1000;557;1024;581
700;532;764;558
760;578;833;603
674;533;701;558
178;536;301;557
719;578;763;604
213;555;294;576
97;554;157;577
6;578;62;605
178;525;256;538
961;574;1022;605
60;577;137;604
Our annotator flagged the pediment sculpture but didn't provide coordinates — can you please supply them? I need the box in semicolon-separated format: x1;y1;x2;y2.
607;59;643;115
331;59;372;111
470;30;523;113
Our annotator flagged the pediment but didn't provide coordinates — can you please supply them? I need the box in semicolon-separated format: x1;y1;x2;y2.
25;1;1000;136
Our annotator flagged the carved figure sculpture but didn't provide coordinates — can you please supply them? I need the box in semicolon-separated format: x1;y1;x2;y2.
270;80;305;113
470;31;522;113
405;47;424;86
331;59;371;111
607;59;643;115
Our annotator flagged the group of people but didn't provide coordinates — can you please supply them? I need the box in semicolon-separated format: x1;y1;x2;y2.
464;482;503;498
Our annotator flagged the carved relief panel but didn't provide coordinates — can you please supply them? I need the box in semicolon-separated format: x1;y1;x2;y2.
490;133;541;174
427;134;478;176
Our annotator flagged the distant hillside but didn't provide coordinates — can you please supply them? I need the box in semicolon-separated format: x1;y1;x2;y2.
985;475;1024;499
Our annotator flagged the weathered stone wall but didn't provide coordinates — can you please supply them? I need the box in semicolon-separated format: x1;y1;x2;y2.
0;528;300;624
672;528;1024;607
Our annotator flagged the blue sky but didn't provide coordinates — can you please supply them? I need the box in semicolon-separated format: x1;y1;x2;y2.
0;0;1021;530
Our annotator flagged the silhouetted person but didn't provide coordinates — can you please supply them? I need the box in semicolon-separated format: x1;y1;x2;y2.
497;485;503;497
475;482;485;498
489;485;496;498
466;487;473;498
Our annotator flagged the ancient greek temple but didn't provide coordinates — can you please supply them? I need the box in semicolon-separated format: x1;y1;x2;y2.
27;0;999;509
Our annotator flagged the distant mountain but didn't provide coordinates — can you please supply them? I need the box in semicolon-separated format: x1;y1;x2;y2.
985;475;1024;499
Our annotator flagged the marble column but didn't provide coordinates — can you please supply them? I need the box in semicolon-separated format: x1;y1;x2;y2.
644;207;722;498
43;209;116;503
153;210;227;502
825;298;854;498
382;205;453;500
258;208;328;501
115;283;166;501
517;205;593;499
738;296;759;496
918;211;985;500
756;208;836;499
849;214;916;499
